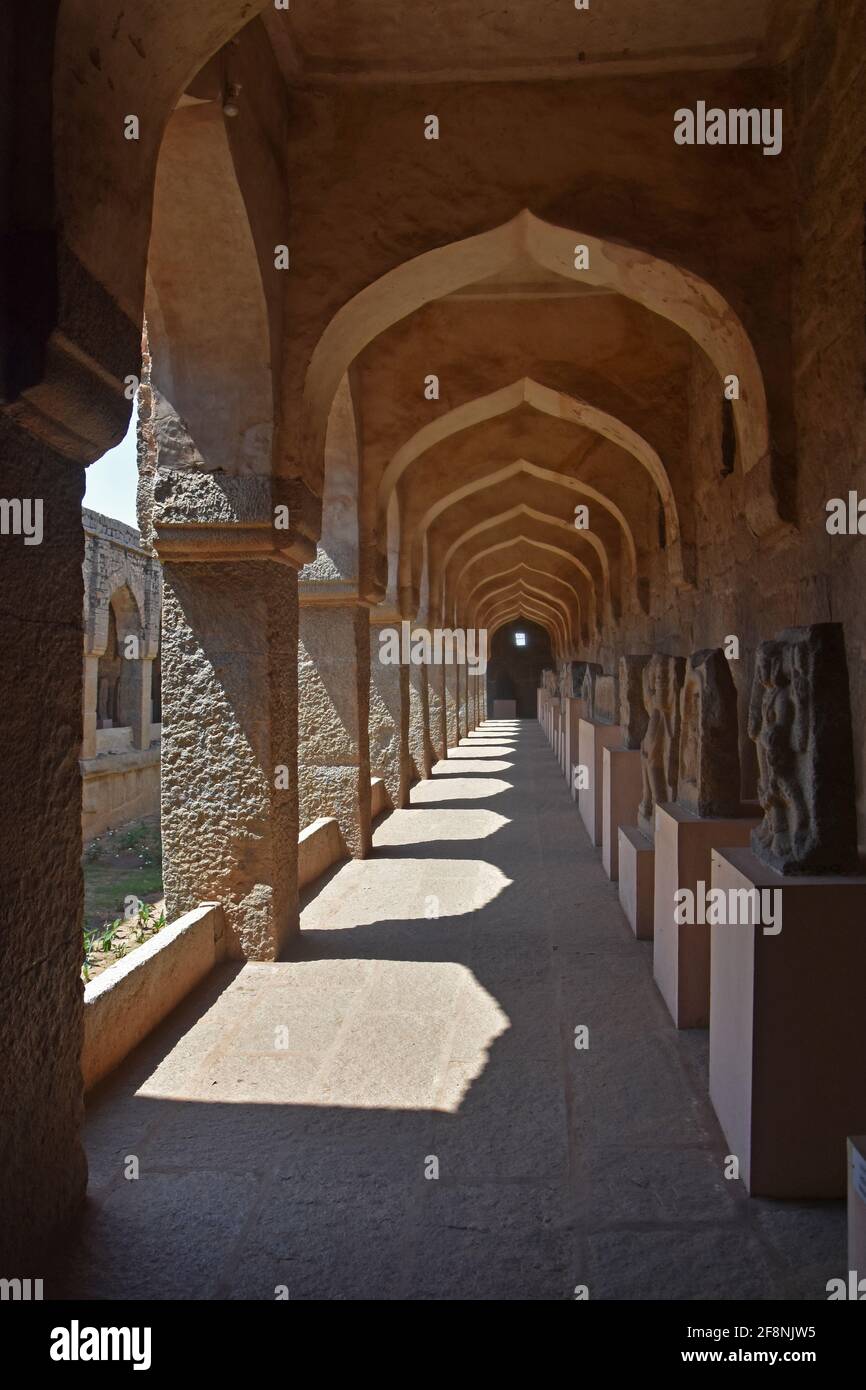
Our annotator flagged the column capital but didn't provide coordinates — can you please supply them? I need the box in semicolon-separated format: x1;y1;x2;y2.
151;473;319;568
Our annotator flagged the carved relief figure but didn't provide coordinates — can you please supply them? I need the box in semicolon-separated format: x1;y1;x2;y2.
748;624;857;873
592;674;619;725
619;655;650;749
637;653;686;840
677;648;740;817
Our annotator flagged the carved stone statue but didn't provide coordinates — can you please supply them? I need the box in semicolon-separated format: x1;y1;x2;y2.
677;648;741;817
541;668;559;698
592;674;619;725
569;658;603;700
748;623;857;874
619;655;650;749
637;653;686;840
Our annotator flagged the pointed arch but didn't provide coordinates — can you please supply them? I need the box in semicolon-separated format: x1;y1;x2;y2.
303;209;777;535
382;377;683;584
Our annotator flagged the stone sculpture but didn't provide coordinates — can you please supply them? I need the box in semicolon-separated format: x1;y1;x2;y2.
637;653;686;840
592;674;619;725
677;648;741;817
748;623;858;874
569;660;601;698
618;655;650;749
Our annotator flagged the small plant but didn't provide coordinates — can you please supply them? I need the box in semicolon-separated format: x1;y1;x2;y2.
100;918;123;953
114;942;128;960
83;839;103;864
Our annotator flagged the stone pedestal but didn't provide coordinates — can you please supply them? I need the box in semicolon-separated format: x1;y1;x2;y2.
578;718;623;847
653;804;760;1028
568;699;587;800
601;745;642;881
618;825;655;938
709;846;866;1197
848;1136;866;1276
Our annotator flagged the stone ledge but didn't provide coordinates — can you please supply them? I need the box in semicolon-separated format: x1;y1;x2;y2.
82;903;224;1092
298;815;347;889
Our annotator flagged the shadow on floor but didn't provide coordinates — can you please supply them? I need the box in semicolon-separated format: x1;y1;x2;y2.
49;722;845;1301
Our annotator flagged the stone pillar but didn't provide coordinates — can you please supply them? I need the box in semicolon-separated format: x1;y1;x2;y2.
369;615;412;809
408;649;433;779
82;652;99;759
458;664;469;745
161;560;299;960
428;660;447;764
129;655;153;751
444;658;460;750
299;604;372;858
0;419;88;1267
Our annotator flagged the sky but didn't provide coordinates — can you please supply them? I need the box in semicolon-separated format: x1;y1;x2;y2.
83;408;139;528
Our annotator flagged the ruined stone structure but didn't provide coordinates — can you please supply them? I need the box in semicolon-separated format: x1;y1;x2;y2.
3;0;866;1303
677;647;741;819
81;510;162;839
748;623;858;874
638;655;687;839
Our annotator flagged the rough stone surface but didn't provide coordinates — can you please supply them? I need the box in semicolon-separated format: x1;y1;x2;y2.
748;623;858;874
299;605;371;859
0;421;88;1269
637;654;686;840
161;560;299;960
678;648;741;818
368;625;412;808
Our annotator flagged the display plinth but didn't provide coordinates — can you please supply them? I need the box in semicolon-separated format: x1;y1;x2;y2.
577;718;623;846
618;824;655;938
653;803;759;1028
709;846;866;1197
848;1137;866;1276
601;745;642;881
559;697;570;776
568;699;587;800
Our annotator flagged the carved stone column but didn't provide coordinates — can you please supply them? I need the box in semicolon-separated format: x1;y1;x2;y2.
152;472;317;960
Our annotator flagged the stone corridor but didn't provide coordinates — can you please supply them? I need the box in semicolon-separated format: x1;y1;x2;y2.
51;721;842;1301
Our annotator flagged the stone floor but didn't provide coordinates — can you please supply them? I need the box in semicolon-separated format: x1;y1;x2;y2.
51;720;844;1300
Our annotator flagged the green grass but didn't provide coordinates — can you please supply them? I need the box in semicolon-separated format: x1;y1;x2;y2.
82;816;163;933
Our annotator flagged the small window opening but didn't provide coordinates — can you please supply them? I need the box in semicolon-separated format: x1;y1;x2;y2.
514;631;527;647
